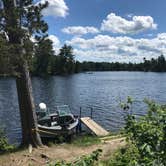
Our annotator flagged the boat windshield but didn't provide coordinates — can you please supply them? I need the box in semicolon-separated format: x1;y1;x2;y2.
56;105;71;116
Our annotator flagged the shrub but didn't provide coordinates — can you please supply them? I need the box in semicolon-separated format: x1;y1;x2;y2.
100;99;165;166
125;100;166;165
49;149;102;166
0;128;14;153
100;143;140;166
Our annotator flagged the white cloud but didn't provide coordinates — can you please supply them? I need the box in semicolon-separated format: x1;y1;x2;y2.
157;33;166;40
126;13;134;18
47;35;61;54
101;13;157;34
30;36;37;43
30;35;61;54
48;35;60;46
40;0;69;18
66;34;166;63
62;26;99;36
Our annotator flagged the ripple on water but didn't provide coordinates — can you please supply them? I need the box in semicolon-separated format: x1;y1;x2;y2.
0;72;166;144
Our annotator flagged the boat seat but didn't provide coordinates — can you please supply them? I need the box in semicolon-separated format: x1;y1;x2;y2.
57;115;75;128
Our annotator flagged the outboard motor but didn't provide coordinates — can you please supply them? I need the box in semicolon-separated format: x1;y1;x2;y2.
37;103;47;119
39;103;47;111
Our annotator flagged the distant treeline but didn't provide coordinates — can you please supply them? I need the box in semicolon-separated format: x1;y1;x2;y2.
30;40;166;75
31;53;166;76
76;55;166;72
1;35;166;76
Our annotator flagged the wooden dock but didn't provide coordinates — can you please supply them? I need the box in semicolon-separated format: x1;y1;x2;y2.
80;117;109;136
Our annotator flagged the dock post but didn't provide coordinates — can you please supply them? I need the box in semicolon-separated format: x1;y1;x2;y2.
90;107;93;119
78;107;82;133
79;107;82;118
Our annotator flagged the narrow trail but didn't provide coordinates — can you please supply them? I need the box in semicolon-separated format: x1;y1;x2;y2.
0;137;126;166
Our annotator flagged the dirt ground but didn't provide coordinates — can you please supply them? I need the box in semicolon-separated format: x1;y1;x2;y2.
0;137;125;166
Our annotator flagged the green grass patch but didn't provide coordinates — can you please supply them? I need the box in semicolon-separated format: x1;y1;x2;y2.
72;135;101;147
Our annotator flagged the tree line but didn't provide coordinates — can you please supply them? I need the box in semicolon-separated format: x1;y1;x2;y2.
20;39;166;75
31;44;166;75
1;32;166;77
77;55;166;72
31;39;166;75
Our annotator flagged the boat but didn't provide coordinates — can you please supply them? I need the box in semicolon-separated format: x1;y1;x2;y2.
36;103;79;138
85;72;93;74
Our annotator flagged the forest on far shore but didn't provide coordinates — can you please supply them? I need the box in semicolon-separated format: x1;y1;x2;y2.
0;35;166;77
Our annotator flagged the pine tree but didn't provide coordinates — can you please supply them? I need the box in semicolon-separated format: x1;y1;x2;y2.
34;38;54;76
59;44;75;74
0;0;49;147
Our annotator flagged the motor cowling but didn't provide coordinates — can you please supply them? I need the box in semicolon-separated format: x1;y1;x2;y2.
39;103;47;111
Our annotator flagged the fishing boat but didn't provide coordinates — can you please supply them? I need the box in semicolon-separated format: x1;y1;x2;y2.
36;103;79;138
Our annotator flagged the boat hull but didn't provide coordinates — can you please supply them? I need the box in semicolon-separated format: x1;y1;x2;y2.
38;119;79;138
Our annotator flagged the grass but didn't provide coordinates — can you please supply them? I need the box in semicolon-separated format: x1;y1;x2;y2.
41;134;102;148
72;135;101;147
0;133;126;166
46;132;124;147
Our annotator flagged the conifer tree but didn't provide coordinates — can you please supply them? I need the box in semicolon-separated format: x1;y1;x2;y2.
0;0;49;147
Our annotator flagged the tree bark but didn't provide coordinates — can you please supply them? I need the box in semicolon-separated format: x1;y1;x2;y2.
16;61;42;147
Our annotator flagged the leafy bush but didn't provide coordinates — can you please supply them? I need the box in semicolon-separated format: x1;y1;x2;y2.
125;100;166;165
100;143;140;166
49;149;102;166
100;99;166;166
0;128;14;153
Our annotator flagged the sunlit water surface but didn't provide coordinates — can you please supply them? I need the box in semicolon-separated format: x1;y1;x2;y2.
0;72;166;144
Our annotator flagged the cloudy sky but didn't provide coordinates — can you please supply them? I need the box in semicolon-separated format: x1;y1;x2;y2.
38;0;166;63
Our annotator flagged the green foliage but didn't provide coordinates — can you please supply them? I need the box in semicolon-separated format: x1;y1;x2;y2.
33;38;54;76
100;144;140;166
70;55;166;73
49;149;102;166
125;101;166;165
0;128;14;153
30;54;166;76
99;99;166;166
72;135;101;147
56;44;75;74
120;96;133;116
0;34;11;75
116;99;166;166
31;44;76;76
0;0;49;74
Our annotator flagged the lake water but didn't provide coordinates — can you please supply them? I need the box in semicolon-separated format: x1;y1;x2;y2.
0;71;166;144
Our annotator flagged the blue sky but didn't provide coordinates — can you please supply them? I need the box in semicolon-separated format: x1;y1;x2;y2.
39;0;166;62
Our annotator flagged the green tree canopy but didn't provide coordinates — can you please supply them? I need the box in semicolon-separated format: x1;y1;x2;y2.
33;38;54;76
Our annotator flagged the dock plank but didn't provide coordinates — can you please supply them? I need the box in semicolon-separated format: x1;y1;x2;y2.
80;117;109;136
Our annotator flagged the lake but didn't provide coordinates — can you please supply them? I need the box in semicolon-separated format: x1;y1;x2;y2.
0;71;166;144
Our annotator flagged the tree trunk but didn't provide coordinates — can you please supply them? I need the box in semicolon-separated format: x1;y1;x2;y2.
16;61;42;147
3;0;42;147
